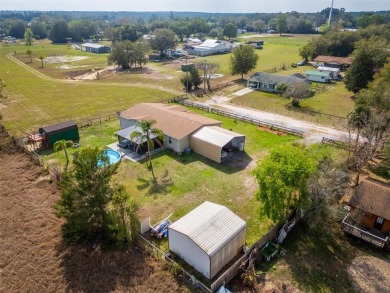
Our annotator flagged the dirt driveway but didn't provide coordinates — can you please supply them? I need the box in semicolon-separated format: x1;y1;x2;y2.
198;96;355;144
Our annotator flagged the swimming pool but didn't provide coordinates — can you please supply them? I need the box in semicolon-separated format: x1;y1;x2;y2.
99;149;121;166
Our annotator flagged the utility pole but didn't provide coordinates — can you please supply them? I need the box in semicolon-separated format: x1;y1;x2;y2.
328;0;334;27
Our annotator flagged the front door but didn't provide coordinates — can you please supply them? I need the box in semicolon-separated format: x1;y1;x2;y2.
373;216;384;231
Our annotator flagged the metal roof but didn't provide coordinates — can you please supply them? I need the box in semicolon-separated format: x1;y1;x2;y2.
39;120;77;135
115;125;158;143
81;43;107;49
305;70;330;77
317;66;340;72
191;126;245;148
169;201;246;257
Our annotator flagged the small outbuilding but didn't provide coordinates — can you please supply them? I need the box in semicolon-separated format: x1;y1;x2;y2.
168;201;246;279
305;70;331;83
317;66;340;80
39;120;79;148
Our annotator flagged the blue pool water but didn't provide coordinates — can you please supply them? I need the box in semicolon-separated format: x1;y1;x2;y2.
100;149;121;166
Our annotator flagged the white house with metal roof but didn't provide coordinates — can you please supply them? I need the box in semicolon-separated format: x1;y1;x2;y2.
81;43;111;53
186;39;229;56
168;201;246;279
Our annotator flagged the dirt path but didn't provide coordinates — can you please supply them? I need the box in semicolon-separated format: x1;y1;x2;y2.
199;96;354;144
348;255;390;293
6;53;181;95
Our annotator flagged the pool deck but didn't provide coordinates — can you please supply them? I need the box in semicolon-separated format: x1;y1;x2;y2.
106;142;162;163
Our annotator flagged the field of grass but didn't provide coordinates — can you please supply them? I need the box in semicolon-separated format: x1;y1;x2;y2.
230;80;354;129
0;43;176;137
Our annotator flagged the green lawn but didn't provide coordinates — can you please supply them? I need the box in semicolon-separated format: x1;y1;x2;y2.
40;110;298;246
0;43;175;137
231;81;354;128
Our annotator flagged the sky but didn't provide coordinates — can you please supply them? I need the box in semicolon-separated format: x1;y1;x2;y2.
1;0;390;13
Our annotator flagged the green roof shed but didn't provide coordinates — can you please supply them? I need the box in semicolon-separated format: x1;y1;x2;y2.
39;120;79;148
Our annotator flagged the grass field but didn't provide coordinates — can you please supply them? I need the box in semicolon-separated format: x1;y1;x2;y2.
0;43;176;137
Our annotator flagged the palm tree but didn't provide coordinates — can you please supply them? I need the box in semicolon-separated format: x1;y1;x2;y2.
53;139;74;171
39;55;44;68
130;119;165;181
26;49;32;63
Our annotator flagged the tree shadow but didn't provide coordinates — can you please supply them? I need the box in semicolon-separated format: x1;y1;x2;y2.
136;169;173;196
56;242;149;293
279;222;357;293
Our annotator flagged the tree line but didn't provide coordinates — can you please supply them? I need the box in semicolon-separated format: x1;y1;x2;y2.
2;9;390;42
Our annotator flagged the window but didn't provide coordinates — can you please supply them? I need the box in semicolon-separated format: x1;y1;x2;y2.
376;217;384;224
321;76;324;79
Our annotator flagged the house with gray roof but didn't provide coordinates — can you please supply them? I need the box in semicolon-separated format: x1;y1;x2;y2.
247;72;309;93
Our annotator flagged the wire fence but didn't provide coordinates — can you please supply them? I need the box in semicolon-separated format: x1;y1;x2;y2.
135;232;211;293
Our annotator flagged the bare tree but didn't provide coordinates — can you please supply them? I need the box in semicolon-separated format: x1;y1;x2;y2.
196;60;219;91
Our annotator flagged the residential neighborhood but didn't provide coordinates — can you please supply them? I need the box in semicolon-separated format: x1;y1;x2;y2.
0;2;390;293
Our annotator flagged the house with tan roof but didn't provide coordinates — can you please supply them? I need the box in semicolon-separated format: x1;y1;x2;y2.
118;103;246;163
313;55;352;71
342;178;390;249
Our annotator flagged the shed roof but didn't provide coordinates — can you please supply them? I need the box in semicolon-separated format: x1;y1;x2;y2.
120;103;221;140
39;120;77;135
317;66;340;72
305;70;331;77
248;72;308;87
81;43;108;49
314;55;352;65
191;126;245;148
169;201;246;257
349;178;390;219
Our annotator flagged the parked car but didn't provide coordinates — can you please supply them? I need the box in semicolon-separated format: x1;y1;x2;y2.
297;60;305;66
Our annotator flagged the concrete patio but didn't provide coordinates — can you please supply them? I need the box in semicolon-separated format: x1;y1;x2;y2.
106;142;163;163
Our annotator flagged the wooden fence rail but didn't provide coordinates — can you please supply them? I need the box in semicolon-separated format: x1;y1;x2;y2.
179;100;304;138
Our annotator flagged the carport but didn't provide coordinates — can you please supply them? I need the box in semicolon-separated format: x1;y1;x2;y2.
189;126;245;163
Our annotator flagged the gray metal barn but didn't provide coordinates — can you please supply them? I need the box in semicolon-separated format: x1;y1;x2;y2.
168;201;246;279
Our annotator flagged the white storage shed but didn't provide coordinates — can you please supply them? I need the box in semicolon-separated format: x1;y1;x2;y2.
168;201;246;279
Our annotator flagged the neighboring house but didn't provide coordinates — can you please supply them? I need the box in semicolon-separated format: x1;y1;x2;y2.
305;70;331;83
317;66;340;80
237;29;247;34
313;55;352;71
247;72;309;92
81;43;111;53
342;178;390;249
186;39;229;56
168;201;246;279
118;103;246;163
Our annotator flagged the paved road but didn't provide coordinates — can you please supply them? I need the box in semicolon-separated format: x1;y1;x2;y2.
198;98;354;144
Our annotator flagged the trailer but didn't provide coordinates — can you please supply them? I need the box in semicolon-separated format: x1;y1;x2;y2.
150;214;172;238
